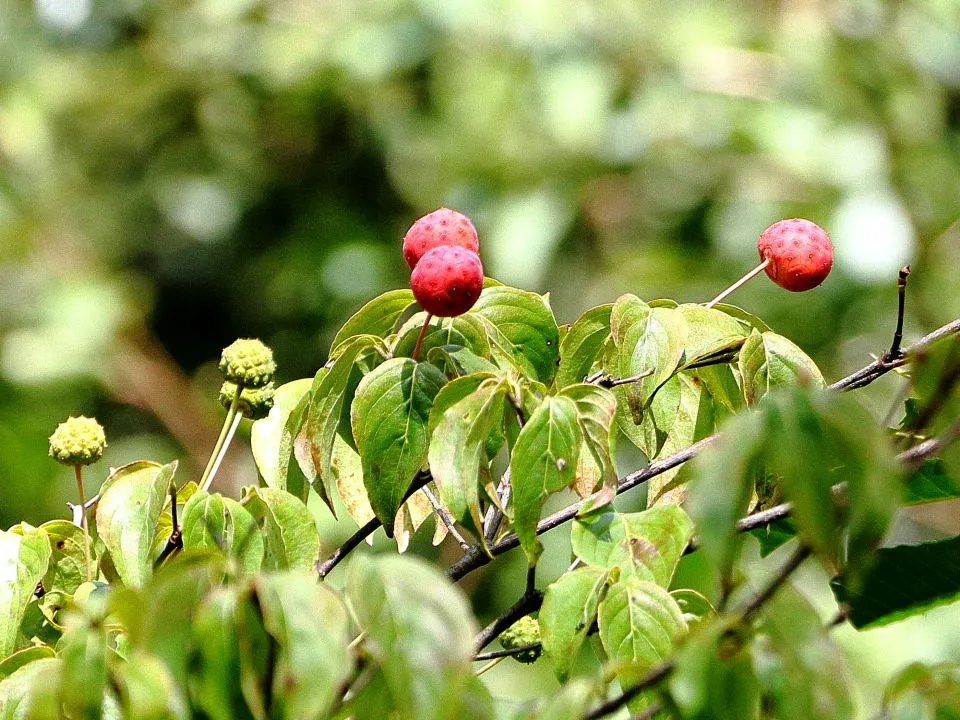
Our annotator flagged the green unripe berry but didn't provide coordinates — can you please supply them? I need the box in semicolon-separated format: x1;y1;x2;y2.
219;381;276;420
48;416;107;466
498;615;542;664
218;338;276;389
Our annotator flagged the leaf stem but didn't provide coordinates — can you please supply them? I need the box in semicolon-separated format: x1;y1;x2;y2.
705;258;770;309
74;465;93;582
199;383;241;492
474;656;506;676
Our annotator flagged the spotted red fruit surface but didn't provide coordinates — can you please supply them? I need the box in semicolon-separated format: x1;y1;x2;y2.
402;208;479;270
758;218;833;292
410;245;484;317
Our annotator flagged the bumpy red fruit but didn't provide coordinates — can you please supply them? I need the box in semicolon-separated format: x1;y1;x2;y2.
403;208;479;270
410;245;484;317
758;218;833;292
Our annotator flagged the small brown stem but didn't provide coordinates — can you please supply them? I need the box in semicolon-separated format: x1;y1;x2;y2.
74;465;93;582
411;313;434;361
888;265;911;359
705;258;770;309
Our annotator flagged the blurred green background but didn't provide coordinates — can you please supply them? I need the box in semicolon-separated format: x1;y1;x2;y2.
2;0;959;715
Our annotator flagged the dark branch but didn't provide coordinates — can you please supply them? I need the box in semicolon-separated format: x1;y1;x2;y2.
473;642;542;662
582;663;674;720
739;543;812;623
422;484;471;551
474;588;545;653
889;265;911;359
317;471;432;579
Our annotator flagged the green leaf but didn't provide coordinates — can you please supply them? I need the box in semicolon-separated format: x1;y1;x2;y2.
598;579;687;692
712;303;773;333
189;587;253;720
610;296;688;418
539;566;615;681
510;396;582;564
0;528;51;657
181;491;264;574
241;487;321;572
249;378;312;498
394;312;491;360
351;358;447;528
571;506;694;585
751;586;853;720
471;286;561;383
738;330;824;405
330;289;417;354
428;378;506;532
255;572;353;719
95;461;175;588
904;459;960;505
0;657;60;719
687;409;768;595
347;554;476;720
304;336;383;512
0;645;55;679
764;388;899;579
831;534;960;629
677;304;746;369
37;521;86;596
112;651;188;720
330;434;375;530
559;384;618;499
556;305;613;389
59;613;108;720
883;662;960;719
750;518;798;557
669;621;760;720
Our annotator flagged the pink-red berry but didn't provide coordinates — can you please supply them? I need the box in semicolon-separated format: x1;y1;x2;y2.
410;245;484;317
757;218;833;292
402;208;479;270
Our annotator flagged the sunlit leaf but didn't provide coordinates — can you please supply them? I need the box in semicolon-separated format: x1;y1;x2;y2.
0;527;51;657
95;461;175;588
0;657;60;719
241;487;321;572
556;304;612;389
330;289;417;354
250;379;313;501
738;330;824;405
181;491;264;574
677;304;746;369
37;520;86;597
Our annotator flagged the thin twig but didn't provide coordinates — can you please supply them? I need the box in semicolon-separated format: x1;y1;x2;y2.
74;465;92;582
888;266;911;358
422;484;471;551
482;469;512;543
473;642;542;662
596;368;656;388
739;543;812;624
582;663;674;720
155;483;184;566
317;471;433;578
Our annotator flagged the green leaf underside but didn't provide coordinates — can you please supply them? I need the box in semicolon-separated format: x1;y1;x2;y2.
904;459;960;505
471;286;561;383
95;460;176;589
0;528;52;657
540;565;615;681
330;289;416;354
428;379;505;533
556;304;613;389
739;330;824;405
241;487;321;572
571;506;694;586
351;358;447;528
598;580;687;692
38;520;86;596
347;555;476;720
560;384;618;500
831;534;960;629
511;395;582;564
677;304;746;369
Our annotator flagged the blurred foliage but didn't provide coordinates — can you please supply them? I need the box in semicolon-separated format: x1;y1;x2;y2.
1;0;959;715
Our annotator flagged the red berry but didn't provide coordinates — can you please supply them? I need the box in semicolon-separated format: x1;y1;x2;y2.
757;218;833;292
402;208;479;270
410;245;484;317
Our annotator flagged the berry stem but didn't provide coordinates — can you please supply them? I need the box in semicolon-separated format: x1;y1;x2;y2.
474;656;506;677
411;313;434;362
74;465;93;582
705;257;770;309
203;411;243;493
199;383;242;492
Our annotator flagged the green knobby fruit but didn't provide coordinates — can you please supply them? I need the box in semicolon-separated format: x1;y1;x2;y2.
48;416;107;466
219;381;276;420
218;338;276;388
498;615;542;664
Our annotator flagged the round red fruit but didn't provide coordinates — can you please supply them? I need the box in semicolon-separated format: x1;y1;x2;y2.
757;218;833;292
403;208;479;270
410;245;484;317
